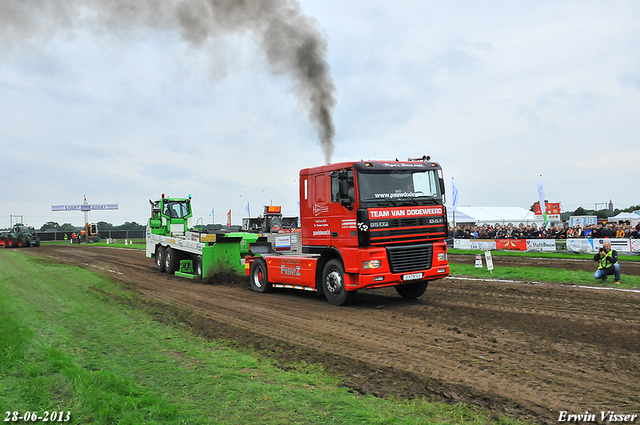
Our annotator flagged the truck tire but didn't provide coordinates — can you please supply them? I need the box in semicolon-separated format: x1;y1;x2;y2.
250;258;271;293
18;238;27;248
156;246;166;272
195;255;203;281
321;259;352;306
34;237;41;247
164;247;179;274
395;281;429;299
6;235;14;248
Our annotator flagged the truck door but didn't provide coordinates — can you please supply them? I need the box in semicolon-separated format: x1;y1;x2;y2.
329;169;357;248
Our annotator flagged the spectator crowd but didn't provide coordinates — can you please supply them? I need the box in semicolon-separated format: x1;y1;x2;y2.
451;222;640;240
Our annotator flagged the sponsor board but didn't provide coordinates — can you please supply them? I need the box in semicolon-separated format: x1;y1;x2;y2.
455;238;638;253
569;216;597;227
566;239;594;253
534;202;561;216
454;239;496;251
275;235;291;250
526;239;557;252
592;238;632;253
496;239;527;251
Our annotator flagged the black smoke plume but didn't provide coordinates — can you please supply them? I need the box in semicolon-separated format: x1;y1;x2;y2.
0;0;336;163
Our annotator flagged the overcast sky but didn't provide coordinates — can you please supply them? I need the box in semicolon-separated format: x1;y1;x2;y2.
1;1;639;229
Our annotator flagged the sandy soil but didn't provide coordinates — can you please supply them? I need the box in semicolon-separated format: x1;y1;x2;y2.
28;245;640;424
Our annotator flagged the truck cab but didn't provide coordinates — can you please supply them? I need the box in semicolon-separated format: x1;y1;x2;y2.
149;194;193;237
248;157;449;305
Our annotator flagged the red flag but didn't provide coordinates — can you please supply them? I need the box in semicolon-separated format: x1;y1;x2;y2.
227;209;231;226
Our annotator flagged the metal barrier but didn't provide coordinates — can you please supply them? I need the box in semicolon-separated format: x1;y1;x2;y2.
36;230;145;241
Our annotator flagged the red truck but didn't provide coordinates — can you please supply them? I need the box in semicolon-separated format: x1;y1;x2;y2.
246;157;450;305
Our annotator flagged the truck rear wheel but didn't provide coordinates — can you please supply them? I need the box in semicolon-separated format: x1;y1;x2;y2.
250;258;271;293
395;281;429;299
321;259;352;306
164;247;179;274
156;246;166;272
195;255;203;281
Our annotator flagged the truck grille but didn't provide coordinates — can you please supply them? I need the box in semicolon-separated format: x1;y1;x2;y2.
386;243;433;273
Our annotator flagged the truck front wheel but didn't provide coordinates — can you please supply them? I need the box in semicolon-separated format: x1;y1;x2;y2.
250;258;271;293
395;281;429;299
156;246;166;272
321;259;352;306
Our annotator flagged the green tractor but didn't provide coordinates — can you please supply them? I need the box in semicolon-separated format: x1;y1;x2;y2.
1;225;41;248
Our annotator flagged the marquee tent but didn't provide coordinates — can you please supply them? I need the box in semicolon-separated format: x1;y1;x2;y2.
608;212;640;226
448;206;536;226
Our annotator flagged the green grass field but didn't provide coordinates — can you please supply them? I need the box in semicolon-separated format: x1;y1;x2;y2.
0;250;522;424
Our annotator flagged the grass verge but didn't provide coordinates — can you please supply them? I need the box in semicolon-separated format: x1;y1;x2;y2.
0;250;522;424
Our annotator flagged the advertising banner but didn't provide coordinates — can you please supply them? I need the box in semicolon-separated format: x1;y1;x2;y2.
52;204;118;211
567;238;632;253
469;240;496;251
592;238;632;253
534;202;561;221
526;239;557;252
455;238;637;253
496;239;527;251
566;239;595;253
454;239;496;251
569;216;597;227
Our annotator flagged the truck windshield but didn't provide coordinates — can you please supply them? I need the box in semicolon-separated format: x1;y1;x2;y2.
163;201;190;218
357;169;442;206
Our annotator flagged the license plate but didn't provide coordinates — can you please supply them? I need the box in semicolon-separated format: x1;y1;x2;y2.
402;272;423;281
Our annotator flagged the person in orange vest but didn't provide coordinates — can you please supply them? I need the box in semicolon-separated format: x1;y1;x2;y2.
71;232;76;244
594;241;621;285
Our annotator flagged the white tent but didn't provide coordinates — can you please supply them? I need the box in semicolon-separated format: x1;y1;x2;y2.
608;212;640;226
448;206;536;226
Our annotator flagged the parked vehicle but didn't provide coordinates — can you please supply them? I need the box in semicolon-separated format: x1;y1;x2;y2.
0;225;41;248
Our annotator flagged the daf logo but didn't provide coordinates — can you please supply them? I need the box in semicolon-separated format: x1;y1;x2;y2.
357;222;369;232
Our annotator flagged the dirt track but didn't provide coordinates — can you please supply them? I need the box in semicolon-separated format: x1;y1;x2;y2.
30;245;640;424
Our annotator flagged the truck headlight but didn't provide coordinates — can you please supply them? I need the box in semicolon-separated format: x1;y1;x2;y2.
363;260;382;269
437;252;447;261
